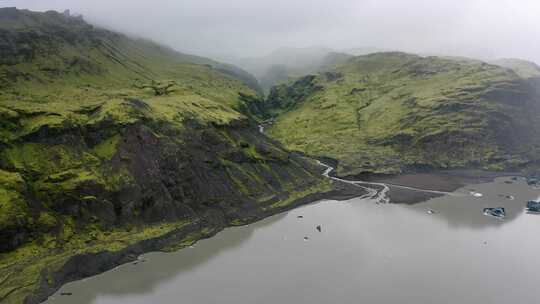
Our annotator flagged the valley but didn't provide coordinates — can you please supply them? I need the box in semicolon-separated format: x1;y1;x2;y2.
1;6;540;304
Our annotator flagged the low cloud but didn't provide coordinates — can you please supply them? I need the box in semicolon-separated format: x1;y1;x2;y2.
3;0;540;63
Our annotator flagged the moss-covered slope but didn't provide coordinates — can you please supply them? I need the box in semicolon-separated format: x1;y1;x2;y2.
0;8;335;303
264;52;540;176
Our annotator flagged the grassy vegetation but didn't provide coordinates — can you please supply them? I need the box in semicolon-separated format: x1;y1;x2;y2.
0;8;331;303
265;52;540;176
269;178;333;208
0;220;192;304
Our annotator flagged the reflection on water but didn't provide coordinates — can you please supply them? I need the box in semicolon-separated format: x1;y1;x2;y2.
46;177;540;304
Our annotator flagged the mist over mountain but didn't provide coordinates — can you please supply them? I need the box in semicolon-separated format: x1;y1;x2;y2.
3;0;540;64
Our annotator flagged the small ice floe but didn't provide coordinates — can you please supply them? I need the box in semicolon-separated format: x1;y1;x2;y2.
470;191;483;197
498;194;515;200
483;207;506;219
426;209;436;215
316;225;322;232
526;201;540;213
527;178;540;188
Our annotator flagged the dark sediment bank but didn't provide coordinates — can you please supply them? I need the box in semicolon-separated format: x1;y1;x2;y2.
368;170;521;204
318;155;521;205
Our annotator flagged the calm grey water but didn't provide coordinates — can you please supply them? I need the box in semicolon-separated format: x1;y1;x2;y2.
46;177;540;304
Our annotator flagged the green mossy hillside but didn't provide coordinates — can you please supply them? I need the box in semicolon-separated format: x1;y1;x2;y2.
263;52;540;176
0;8;330;303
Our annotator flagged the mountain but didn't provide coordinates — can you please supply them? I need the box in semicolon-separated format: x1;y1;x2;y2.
233;46;394;94
343;47;392;56
0;8;350;303
490;58;540;79
233;47;353;93
262;52;540;176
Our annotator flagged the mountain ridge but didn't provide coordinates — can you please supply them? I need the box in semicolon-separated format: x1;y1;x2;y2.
262;52;540;176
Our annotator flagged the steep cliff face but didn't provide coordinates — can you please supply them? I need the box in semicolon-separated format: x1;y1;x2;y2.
0;8;339;303
263;52;540;176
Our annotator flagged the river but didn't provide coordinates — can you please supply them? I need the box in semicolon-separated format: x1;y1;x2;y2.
46;176;540;304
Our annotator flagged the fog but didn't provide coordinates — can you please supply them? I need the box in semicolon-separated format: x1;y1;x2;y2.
2;0;540;63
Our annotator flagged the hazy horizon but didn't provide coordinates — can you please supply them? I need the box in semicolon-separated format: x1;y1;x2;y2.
2;0;540;64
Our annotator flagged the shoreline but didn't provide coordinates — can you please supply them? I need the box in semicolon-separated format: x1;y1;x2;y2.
319;159;521;205
21;164;521;303
352;169;521;204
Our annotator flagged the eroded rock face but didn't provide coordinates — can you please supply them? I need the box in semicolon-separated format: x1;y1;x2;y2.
0;8;324;258
0;115;325;253
0;9;340;302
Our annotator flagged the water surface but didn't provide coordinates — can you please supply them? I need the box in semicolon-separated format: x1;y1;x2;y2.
46;177;540;304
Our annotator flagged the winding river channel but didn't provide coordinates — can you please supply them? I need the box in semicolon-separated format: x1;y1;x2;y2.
45;169;540;304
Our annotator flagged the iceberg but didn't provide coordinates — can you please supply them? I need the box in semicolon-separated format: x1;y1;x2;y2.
526;201;540;213
483;208;505;219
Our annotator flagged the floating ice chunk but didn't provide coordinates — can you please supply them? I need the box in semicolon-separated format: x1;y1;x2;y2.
527;178;539;186
483;207;505;219
498;194;515;200
426;209;436;215
526;201;540;213
470;191;483;197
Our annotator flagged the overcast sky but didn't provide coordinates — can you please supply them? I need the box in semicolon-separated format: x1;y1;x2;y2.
2;0;540;63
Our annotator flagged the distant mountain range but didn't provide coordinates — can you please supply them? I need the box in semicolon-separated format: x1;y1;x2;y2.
229;46;540;95
228;46;393;93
